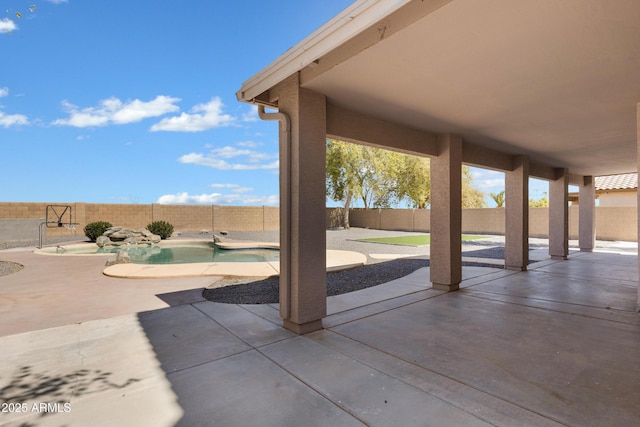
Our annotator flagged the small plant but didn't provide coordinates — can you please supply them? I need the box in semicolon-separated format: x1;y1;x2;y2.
84;221;113;241
147;220;174;240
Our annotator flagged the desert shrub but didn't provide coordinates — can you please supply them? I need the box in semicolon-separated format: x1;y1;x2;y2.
84;221;113;241
147;220;174;240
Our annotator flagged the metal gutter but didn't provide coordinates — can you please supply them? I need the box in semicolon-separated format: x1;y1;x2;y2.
257;105;292;318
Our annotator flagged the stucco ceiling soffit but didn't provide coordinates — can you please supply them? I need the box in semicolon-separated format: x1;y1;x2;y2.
300;0;454;85
300;0;640;177
238;0;452;103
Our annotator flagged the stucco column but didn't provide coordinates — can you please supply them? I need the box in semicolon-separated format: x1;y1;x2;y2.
636;102;640;312
274;79;327;334
579;176;596;252
549;168;569;260
505;156;529;270
430;134;462;291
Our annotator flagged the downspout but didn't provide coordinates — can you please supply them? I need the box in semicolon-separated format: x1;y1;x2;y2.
257;105;292;319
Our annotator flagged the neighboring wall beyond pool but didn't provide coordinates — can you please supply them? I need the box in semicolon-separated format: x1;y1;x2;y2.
0;202;636;248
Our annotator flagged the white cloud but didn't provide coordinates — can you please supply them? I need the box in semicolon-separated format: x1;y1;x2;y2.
242;105;259;122
0;18;17;34
210;184;253;193
237;140;262;148
156;191;278;206
150;97;234;132
0;111;28;127
47;0;69;4
470;168;505;192
178;153;279;170
178;144;278;170
0;87;8;97
52;95;180;128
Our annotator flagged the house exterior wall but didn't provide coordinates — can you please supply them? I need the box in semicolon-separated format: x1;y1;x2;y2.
598;191;637;206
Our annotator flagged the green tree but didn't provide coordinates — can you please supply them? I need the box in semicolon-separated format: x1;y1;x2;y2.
490;190;505;207
529;195;549;207
326;140;487;226
326;140;356;228
462;167;487;208
326;140;405;227
396;156;430;208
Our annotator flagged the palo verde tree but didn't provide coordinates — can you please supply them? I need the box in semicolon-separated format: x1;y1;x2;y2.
396;155;431;209
326;139;401;227
327;139;487;228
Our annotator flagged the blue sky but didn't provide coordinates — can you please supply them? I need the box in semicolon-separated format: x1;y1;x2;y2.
1;0;547;207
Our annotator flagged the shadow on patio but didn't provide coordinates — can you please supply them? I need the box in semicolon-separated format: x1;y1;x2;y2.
135;251;640;426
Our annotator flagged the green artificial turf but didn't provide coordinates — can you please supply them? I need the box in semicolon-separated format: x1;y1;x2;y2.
357;234;487;246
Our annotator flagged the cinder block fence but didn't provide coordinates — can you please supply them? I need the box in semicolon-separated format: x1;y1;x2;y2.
0;202;636;248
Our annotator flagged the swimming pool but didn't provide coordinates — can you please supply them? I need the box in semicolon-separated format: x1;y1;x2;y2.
35;239;368;279
36;240;279;264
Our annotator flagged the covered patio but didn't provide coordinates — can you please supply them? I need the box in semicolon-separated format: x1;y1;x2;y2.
1;248;638;425
236;0;640;333
2;1;640;425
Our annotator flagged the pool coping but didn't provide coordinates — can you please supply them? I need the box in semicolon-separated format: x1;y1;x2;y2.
34;240;368;279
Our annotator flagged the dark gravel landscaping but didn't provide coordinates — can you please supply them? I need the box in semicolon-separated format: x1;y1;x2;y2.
0;261;24;277
204;258;430;304
203;257;508;304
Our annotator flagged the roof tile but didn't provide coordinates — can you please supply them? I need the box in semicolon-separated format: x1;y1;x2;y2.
595;173;637;191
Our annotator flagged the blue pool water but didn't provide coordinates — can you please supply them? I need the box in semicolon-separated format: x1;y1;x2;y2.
62;244;279;265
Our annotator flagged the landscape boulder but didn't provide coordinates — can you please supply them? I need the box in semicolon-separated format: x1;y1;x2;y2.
96;226;161;247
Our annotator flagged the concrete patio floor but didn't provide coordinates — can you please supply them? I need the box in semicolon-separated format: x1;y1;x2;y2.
1;244;640;425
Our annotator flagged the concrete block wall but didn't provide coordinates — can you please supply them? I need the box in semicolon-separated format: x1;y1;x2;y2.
350;209;381;229
569;205;579;240
413;209;430;232
462;208;505;235
85;204;153;230
152;204;213;231
0;202;78;238
528;208;549;238
380;209;414;231
263;206;280;230
347;206;637;242
213;206;264;231
326;208;343;229
1;202;637;242
0;203;280;244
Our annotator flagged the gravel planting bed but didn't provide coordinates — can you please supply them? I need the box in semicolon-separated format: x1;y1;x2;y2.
204;258;431;304
0;261;24;277
204;258;502;305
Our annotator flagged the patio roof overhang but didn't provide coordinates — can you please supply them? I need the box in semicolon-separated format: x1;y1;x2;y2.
237;0;640;177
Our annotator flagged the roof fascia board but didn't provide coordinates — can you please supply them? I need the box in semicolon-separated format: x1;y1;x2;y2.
237;0;452;103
